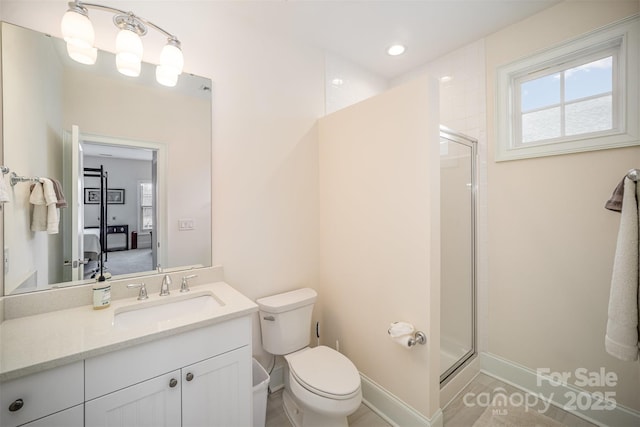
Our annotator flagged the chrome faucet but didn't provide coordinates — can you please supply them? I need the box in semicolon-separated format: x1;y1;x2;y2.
160;274;172;296
180;274;198;293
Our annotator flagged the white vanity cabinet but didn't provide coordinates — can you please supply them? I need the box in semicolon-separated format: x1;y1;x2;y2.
85;370;182;426
181;346;251;427
21;405;84;427
84;316;252;427
0;361;84;427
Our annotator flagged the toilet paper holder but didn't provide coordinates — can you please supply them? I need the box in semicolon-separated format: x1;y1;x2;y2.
408;331;427;347
388;322;427;348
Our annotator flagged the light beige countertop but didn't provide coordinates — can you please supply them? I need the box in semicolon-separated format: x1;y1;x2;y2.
0;281;258;382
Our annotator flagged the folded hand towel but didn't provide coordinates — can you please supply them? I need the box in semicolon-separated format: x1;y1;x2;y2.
41;178;59;234
605;177;639;361
0;174;9;203
30;182;47;232
605;178;625;212
50;178;67;209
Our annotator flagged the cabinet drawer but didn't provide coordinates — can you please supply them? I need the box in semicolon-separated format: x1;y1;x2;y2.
85;316;251;400
22;404;83;427
0;361;84;427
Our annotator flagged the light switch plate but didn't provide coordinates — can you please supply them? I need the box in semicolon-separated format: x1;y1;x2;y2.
178;219;195;230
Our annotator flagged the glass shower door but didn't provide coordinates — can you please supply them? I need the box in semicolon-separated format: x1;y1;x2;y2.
439;127;476;384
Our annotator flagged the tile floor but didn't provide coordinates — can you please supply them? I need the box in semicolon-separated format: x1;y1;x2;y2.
265;373;597;427
443;373;596;427
265;388;390;427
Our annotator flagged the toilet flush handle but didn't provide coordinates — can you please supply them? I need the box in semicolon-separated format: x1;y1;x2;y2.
263;315;275;321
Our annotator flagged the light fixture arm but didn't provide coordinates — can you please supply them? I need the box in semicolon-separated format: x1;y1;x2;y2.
71;1;179;42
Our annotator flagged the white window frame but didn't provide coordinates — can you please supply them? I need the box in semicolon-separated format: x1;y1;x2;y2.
137;181;153;232
496;16;639;161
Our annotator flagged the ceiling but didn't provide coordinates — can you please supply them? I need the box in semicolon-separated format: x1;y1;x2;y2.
219;0;561;79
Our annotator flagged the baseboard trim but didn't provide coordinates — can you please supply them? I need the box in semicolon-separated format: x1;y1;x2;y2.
360;373;441;427
480;352;640;427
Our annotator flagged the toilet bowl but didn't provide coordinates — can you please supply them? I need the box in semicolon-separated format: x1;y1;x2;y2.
256;288;362;427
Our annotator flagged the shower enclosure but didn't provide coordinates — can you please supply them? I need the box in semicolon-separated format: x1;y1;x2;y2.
439;126;477;384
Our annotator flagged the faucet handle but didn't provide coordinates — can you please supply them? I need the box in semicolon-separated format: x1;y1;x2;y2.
180;274;198;293
127;283;148;300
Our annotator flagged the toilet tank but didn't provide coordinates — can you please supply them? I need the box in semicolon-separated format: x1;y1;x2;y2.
256;288;317;355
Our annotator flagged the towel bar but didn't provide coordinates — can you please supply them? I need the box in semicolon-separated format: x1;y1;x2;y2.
10;172;42;187
627;169;639;182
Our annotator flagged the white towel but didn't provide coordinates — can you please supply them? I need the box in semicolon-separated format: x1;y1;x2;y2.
0;174;9;203
30;182;47;232
30;179;59;234
605;177;639;361
41;178;59;234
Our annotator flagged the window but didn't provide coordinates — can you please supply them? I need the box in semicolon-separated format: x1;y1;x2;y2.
496;16;638;161
139;182;153;231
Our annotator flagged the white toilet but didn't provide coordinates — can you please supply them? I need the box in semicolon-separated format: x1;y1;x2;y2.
257;288;362;427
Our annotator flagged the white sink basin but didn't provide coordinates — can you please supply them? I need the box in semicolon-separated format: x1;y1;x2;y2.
113;292;224;329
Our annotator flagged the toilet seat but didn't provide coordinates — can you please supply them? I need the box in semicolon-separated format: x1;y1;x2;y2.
285;346;361;400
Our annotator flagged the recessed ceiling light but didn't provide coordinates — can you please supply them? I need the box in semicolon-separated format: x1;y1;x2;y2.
387;44;406;56
331;78;344;86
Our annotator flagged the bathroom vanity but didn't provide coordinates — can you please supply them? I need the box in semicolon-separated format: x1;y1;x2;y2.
0;281;257;427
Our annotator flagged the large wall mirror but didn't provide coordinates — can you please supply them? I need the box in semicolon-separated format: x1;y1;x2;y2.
1;22;212;295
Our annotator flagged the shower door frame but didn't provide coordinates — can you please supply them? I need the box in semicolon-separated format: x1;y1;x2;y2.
439;126;478;386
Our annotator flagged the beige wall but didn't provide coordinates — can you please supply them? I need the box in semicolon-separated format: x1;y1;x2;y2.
318;76;441;418
486;0;640;411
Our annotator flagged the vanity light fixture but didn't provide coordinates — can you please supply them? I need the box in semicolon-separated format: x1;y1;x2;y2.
61;1;184;86
387;44;406;56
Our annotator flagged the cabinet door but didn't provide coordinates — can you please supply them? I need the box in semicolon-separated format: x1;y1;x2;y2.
85;370;181;427
182;346;252;427
22;404;83;427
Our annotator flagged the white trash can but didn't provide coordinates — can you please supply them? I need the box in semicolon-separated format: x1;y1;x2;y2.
252;358;270;427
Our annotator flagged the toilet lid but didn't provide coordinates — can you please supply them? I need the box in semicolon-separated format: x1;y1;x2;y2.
286;346;360;399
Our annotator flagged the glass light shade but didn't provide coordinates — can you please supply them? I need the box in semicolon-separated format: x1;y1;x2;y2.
156;65;179;87
66;43;97;65
116;29;143;77
116;54;141;77
61;9;95;49
160;42;184;75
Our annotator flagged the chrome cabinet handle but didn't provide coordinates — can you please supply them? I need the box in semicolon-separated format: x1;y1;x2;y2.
9;399;24;412
169;378;178;388
186;372;194;381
